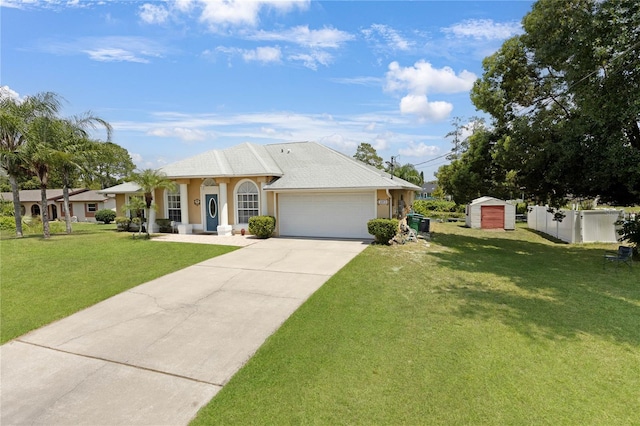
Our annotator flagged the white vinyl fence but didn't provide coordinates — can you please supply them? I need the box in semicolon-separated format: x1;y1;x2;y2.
527;206;623;243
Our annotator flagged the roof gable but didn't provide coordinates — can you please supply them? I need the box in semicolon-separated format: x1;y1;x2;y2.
159;142;282;178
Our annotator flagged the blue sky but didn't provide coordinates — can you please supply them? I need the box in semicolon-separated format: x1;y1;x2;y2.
1;0;533;180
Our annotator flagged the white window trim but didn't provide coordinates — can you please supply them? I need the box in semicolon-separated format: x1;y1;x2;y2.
233;179;260;225
164;189;182;223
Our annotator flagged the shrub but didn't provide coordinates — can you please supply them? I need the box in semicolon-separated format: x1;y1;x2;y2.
618;216;640;259
115;216;131;232
0;216;15;231
156;218;173;233
367;218;398;245
413;199;465;220
413;199;459;214
249;215;276;239
95;209;117;224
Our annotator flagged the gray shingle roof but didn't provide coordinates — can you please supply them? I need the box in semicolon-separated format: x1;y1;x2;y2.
97;182;141;194
158;142;283;178
263;142;421;191
0;189;87;202
100;141;421;193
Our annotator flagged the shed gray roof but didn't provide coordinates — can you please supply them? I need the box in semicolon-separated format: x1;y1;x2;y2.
158;142;283;178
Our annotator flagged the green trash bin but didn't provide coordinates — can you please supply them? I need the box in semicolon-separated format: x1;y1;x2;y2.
407;213;423;232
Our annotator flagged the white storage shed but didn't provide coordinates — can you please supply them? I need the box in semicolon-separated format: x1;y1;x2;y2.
466;196;516;230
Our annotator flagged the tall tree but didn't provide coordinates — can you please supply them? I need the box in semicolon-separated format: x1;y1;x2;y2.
437;126;517;204
471;0;640;206
353;143;384;169
23;116;61;238
128;169;177;237
0;90;62;237
82;142;135;189
54;114;112;234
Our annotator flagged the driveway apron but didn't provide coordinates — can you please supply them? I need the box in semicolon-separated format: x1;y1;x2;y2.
1;238;369;425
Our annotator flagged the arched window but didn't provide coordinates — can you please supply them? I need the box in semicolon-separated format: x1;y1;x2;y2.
31;204;40;216
235;181;259;224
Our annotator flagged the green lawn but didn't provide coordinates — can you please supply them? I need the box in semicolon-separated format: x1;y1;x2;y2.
193;223;640;425
0;224;238;343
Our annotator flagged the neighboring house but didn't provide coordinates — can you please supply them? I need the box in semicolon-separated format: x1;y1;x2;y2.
100;141;421;239
62;190;116;222
0;189;115;223
416;182;438;200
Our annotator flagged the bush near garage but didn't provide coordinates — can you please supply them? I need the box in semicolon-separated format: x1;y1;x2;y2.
249;215;276;239
367;218;398;245
95;209;117;224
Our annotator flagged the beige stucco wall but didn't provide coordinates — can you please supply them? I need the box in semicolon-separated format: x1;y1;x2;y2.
115;194;126;216
159;176;275;229
376;189;391;219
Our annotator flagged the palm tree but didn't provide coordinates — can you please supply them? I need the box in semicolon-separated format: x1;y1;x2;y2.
22;116;61;238
393;163;423;186
129;169;177;237
0;90;62;237
55;114;112;234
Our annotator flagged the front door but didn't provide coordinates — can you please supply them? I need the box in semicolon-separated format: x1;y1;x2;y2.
205;194;219;232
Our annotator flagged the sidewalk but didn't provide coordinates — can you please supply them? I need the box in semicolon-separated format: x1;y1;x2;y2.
1;237;369;425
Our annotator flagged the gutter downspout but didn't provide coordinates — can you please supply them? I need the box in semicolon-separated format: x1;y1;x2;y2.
386;189;393;218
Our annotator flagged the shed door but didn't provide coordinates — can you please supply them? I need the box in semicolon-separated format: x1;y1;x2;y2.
481;205;505;229
278;192;375;239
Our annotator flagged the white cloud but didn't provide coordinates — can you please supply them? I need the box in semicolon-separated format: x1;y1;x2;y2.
330;76;382;86
362;24;413;51
0;85;21;101
372;132;393;151
442;19;522;41
249;25;354;48
399;142;440;157
83;48;150;63
288;51;332;70
139;3;170;24
147;127;211;142
399;94;452;122
385;60;476;95
243;46;282;63
129;152;143;165
197;0;309;30
39;36;166;63
385;60;475;122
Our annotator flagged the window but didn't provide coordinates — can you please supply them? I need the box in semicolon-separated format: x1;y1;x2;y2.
31;204;40;216
87;203;97;212
236;181;259;223
166;191;181;223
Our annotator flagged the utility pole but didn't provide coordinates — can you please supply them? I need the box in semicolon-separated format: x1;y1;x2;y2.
386;156;396;179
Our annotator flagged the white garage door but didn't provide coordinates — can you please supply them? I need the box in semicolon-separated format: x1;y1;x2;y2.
278;192;376;239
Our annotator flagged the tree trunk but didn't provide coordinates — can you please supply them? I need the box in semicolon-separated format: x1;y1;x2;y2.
62;176;72;234
9;174;24;238
40;182;50;239
144;207;150;236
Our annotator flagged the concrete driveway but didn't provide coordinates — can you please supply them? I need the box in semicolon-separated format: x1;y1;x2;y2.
1;237;369;425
